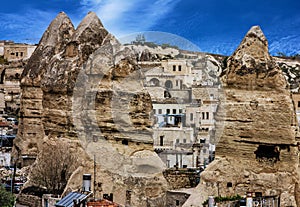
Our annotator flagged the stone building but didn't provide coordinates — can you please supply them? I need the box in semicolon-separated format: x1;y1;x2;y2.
0;40;36;61
0;41;36;116
144;55;221;168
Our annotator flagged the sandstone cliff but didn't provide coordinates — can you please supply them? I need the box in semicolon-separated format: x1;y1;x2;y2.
184;26;300;207
14;12;168;206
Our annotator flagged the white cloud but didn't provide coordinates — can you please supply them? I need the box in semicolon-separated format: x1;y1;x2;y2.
79;0;181;37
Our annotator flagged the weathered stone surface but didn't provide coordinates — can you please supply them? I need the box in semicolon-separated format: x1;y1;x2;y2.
14;12;168;206
15;12;75;155
221;26;287;90
184;26;300;207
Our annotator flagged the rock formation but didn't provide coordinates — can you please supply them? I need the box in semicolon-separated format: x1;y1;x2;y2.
183;26;300;206
14;12;168;206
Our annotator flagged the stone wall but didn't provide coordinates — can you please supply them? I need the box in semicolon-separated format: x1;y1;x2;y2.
17;194;42;207
163;169;200;189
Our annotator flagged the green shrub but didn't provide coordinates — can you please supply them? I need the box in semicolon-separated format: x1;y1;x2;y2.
0;185;15;207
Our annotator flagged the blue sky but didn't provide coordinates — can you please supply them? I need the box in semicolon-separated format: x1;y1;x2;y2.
0;0;299;55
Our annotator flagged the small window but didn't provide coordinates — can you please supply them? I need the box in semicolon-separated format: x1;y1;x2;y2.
160;136;164;146
183;139;186;143
227;182;233;188
10;52;15;55
200;139;206;143
176;80;178;86
16;52;18;57
190;113;193;121
176;200;180;206
173;65;176;71
176;139;179;144
93;135;98;142
179;109;182;114
298;101;300;108
122;139;128;145
166;109;170;114
20;52;23;57
202;112;205;119
178;65;182;71
173;109;176;114
153;109;156;114
206;112;209;119
158;109;162;114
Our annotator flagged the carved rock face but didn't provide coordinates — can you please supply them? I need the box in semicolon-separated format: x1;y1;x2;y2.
15;12;168;206
183;26;300;207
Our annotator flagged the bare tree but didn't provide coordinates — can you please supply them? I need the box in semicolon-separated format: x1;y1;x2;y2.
30;140;78;195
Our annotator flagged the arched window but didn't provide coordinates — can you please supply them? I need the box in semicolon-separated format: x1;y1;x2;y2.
165;80;173;89
149;78;159;86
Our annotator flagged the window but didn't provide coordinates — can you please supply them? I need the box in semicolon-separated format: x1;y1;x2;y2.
173;65;176;71
176;80;178;86
166;109;170;114
178;65;182;71
190;113;193;121
176;200;180;206
20;52;23;57
153;109;156;114
160;136;164;146
16;52;18;57
173;109;176;114
122;139;128;145
93;135;98;142
158;109;162;114
298;101;300;108
203;148;207;153
202;112;205;119
183;139;186;143
206;112;209;119
176;139;179;144
200;139;206;143
227;182;233;188
126;190;132;206
179;109;182;114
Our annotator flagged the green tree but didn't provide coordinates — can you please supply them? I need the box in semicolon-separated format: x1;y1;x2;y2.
0;185;15;207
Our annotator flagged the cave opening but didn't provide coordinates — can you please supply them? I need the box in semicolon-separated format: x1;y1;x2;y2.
254;145;280;163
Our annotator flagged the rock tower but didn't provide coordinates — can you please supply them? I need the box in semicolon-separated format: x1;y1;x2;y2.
184;26;300;206
14;12;168;206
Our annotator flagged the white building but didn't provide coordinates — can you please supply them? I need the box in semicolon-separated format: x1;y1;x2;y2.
0;150;11;166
